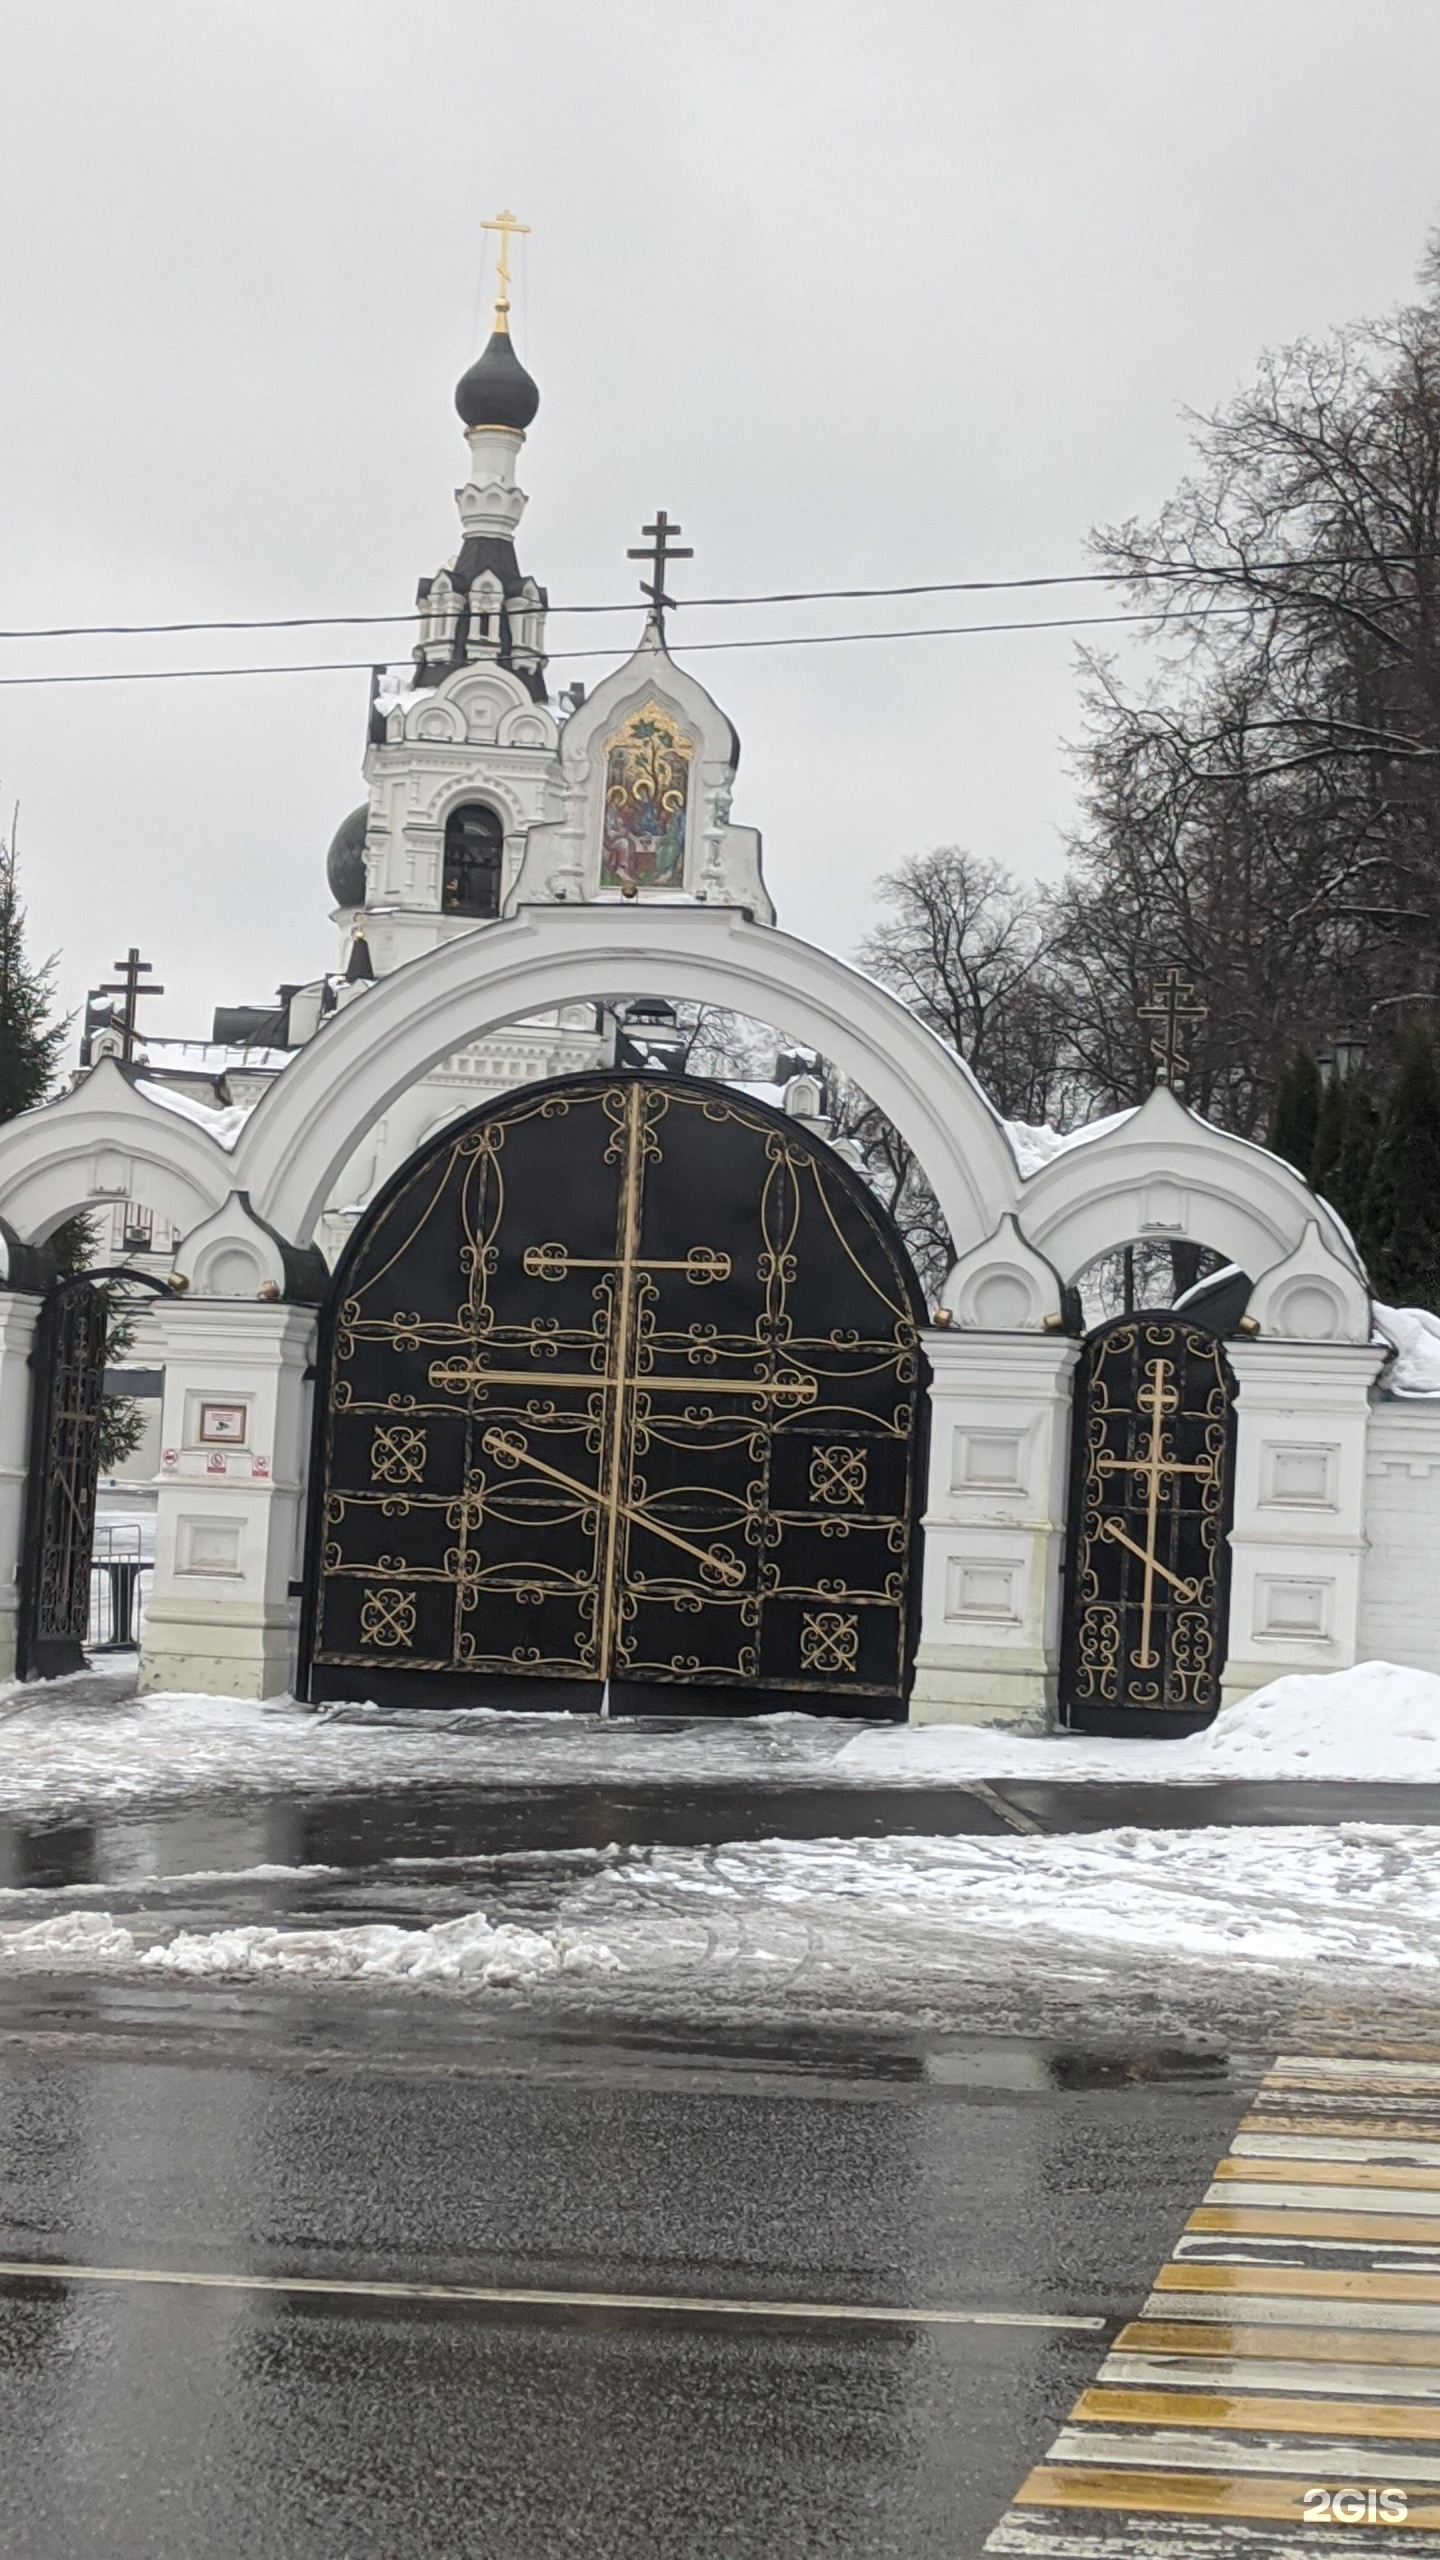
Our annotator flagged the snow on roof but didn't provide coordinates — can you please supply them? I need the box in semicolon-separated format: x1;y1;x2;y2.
1373;1303;1440;1397
1003;1108;1136;1178
138;1042;293;1073
135;1081;254;1151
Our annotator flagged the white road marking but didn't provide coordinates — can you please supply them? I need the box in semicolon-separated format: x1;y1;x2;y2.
0;2258;1103;2331
1234;2133;1440;2166
1101;2352;1440;2398
1048;2426;1440;2482
1204;2178;1440;2214
1143;2291;1440;2329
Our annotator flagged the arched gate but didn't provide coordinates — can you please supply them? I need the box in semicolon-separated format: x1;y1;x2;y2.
303;1074;929;1716
1060;1313;1238;1734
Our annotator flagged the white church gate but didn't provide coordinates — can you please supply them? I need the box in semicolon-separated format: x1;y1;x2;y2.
301;1072;930;1717
1058;1312;1238;1733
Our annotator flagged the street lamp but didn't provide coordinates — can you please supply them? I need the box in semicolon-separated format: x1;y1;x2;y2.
1332;1024;1370;1079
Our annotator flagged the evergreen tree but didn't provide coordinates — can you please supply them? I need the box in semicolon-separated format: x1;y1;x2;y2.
1268;1049;1323;1174
1363;1025;1440;1309
1331;1076;1382;1246
0;818;65;1120
1309;1067;1346;1200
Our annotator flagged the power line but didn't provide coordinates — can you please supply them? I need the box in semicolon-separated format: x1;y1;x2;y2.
0;556;1419;644
0;601;1261;687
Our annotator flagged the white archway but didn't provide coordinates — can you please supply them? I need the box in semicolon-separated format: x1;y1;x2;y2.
0;1058;232;1245
232;904;1019;1255
1014;1086;1365;1289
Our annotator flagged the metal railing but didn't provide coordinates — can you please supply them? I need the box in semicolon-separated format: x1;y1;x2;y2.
88;1524;153;1652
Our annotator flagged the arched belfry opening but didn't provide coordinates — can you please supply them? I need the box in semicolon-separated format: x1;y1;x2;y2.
302;1071;929;1717
442;803;504;917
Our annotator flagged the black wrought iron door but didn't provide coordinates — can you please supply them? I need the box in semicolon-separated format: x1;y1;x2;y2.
1060;1314;1237;1734
305;1075;928;1716
18;1280;108;1680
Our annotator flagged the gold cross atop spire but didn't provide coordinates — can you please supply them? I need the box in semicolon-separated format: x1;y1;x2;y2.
480;209;530;333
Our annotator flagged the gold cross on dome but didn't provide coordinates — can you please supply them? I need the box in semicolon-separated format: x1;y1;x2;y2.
480;209;529;328
1139;968;1207;1091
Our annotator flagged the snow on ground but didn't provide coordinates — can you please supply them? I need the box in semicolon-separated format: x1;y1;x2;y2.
582;1820;1440;1979
0;1657;1435;1819
837;1661;1440;1786
0;1904;621;1988
2;1821;1436;1995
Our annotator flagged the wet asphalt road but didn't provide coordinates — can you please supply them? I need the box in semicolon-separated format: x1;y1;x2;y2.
0;1994;1260;2560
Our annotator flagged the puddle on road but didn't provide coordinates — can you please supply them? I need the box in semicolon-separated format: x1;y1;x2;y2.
0;1780;1014;1896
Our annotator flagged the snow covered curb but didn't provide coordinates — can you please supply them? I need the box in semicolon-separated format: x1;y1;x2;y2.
0;1658;1436;1814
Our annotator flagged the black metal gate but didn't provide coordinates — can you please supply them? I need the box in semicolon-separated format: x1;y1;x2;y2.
304;1074;929;1716
17;1269;166;1681
1059;1313;1237;1734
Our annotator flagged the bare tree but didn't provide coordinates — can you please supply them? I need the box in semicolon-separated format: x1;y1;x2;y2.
857;846;1064;1123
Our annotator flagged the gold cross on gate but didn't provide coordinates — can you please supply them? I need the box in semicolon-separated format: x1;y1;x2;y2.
627;511;693;640
480;208;529;328
97;946;165;1063
1095;1357;1214;1669
1138;969;1207;1090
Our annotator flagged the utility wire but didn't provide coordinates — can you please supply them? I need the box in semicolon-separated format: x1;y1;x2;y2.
0;602;1264;687
0;556;1421;644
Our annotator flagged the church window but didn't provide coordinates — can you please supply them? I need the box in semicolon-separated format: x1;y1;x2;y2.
442;803;504;916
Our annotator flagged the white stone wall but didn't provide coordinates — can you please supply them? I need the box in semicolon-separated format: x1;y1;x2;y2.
1359;1400;1440;1673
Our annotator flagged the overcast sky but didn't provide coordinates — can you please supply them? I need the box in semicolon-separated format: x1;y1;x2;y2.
3;0;1440;1048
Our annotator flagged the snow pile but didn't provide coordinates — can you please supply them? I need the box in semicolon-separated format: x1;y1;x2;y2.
1;1909;137;1963
0;1902;620;1989
838;1659;1440;1786
1374;1302;1440;1396
1192;1661;1440;1779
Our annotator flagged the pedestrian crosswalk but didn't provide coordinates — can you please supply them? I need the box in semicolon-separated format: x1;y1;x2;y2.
986;2054;1440;2551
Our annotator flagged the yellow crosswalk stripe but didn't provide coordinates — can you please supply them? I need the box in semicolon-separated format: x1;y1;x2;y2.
1155;2261;1440;2303
1216;2152;1440;2192
1073;2384;1440;2438
1013;2466;1440;2524
1189;2201;1440;2242
1116;2318;1440;2365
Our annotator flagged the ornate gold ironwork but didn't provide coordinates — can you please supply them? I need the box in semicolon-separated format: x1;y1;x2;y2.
360;1585;417;1647
309;1075;925;1706
1062;1317;1236;1723
800;1610;861;1674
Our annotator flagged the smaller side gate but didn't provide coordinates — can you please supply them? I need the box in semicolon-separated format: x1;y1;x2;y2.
17;1269;166;1681
1059;1312;1238;1735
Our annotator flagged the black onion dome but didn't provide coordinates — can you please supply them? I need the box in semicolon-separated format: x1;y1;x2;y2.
326;804;368;907
455;327;540;432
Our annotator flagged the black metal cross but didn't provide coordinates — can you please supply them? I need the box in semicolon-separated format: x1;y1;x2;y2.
627;511;693;639
97;947;165;1063
1138;968;1207;1091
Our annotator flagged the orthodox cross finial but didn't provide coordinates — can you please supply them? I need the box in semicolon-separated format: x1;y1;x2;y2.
1139;968;1207;1093
480;208;530;331
97;947;164;1064
627;511;693;642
